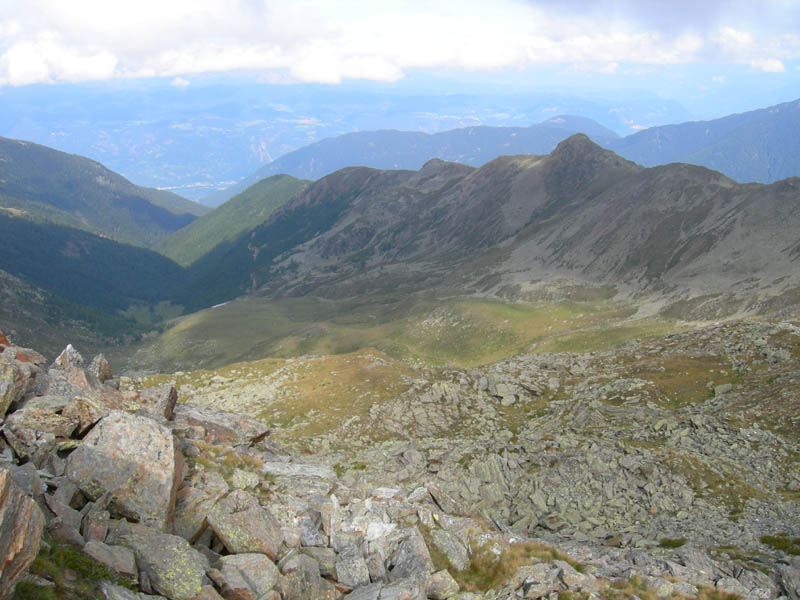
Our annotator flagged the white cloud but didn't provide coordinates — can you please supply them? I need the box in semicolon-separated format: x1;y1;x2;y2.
0;0;799;86
170;76;190;89
750;58;786;72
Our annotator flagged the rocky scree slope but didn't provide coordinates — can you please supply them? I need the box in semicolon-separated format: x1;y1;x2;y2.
2;316;795;597
186;135;800;317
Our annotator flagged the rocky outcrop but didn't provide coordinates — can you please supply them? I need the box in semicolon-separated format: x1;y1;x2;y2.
0;467;45;600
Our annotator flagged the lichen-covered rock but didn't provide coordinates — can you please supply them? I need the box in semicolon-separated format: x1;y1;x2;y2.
206;490;283;559
133;385;178;420
430;529;469;571
65;411;183;531
335;544;371;588
427;570;459;600
106;521;206;600
0;360;26;417
3;407;79;459
387;528;434;582
301;547;336;578
216;553;279;600
0;467;45;600
83;540;138;581
278;553;329;600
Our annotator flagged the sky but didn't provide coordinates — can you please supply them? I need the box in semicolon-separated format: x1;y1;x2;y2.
1;0;799;92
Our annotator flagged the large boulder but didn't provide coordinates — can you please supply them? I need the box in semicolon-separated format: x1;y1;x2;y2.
65;411;183;531
0;467;45;600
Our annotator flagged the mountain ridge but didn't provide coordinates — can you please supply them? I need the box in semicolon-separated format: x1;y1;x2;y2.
183;134;800;318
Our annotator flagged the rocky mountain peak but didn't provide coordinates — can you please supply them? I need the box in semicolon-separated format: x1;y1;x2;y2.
548;133;634;169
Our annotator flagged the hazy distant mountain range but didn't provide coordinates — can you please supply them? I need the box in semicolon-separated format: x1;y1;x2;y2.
208;98;800;206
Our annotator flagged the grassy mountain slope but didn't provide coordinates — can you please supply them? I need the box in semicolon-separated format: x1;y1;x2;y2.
140;188;210;218
610;97;800;183
125;293;678;373
155;175;307;266
0;213;188;314
205;116;618;206
0;136;207;246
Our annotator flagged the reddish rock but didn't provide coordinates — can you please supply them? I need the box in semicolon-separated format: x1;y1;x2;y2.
207;490;283;559
172;404;269;446
0;361;26;417
88;354;113;384
0;331;10;347
216;554;279;600
0;468;45;600
65;411;183;532
51;344;84;370
132;384;178;420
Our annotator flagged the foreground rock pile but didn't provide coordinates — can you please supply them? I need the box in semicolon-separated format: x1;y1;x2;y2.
1;324;800;599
